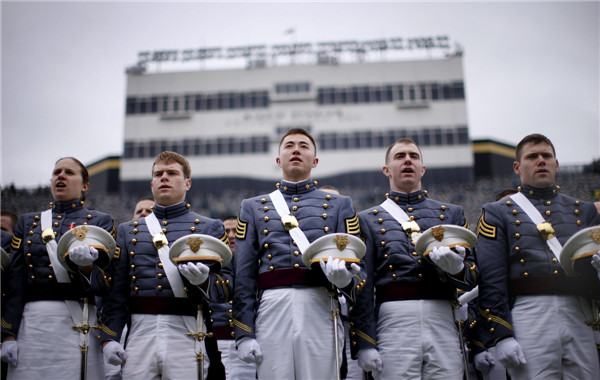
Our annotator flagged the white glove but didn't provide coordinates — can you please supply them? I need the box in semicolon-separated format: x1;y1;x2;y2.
357;348;383;373
496;337;526;368
237;337;263;364
474;351;496;374
103;340;127;366
69;245;98;266
591;253;600;280
319;256;361;288
178;262;210;285
1;340;18;366
456;302;468;323
428;245;465;275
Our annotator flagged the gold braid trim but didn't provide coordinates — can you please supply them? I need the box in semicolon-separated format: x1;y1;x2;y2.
346;213;360;235
479;308;513;331
233;319;253;333
100;325;117;337
11;235;22;250
236;219;247;239
353;329;376;346
477;210;496;239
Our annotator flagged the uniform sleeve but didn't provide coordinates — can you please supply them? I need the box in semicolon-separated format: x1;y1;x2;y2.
1;217;27;337
201;218;233;304
348;213;378;358
232;199;260;341
446;207;478;291
474;204;514;347
99;223;130;343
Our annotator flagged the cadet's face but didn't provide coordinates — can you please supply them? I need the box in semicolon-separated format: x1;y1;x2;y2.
150;162;191;207
223;219;237;255
276;134;318;182
514;142;558;188
383;142;426;193
132;199;155;219
51;158;89;202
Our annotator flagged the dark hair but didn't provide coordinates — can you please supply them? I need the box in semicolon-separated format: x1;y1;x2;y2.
1;210;18;231
495;188;518;201
279;128;317;154
385;138;423;164
55;157;90;201
223;215;237;222
515;133;556;162
152;151;191;179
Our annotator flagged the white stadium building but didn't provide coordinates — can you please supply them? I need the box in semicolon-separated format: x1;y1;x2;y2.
115;36;480;197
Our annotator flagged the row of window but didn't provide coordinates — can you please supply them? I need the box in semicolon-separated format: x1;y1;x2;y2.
122;126;469;159
125;80;464;115
126;91;270;115
317;82;464;105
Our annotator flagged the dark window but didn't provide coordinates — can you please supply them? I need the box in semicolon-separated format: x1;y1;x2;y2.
408;86;416;101
420;84;428;100
126;97;136;115
136;144;145;158
150;97;158;113
442;85;452;99
430;84;439;100
457;127;469;144
445;129;455;145
124;142;134;158
432;128;443;145
139;98;148;114
452;81;465;99
397;85;404;101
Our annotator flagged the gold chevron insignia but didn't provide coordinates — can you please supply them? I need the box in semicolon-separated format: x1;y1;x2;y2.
477;210;496;239
346;213;360;234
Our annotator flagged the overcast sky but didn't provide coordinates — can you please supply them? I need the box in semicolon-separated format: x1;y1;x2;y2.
2;0;599;189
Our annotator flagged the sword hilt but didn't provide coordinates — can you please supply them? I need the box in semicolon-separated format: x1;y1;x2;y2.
186;331;214;341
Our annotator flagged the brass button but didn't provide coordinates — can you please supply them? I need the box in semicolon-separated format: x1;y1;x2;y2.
546;201;551;206
157;285;163;291
552;258;557;263
261;198;266;203
323;204;328;209
263;207;269;212
381;229;386;234
389;265;393;270
263;229;268;235
523;272;529;277
512;210;518;215
378;218;383;223
158;262;163;268
264;217;269;222
264;243;269;249
190;227;196;232
54;222;59;227
130;251;135;256
292;206;298;211
380;241;386;246
57;215;63;220
267;254;272;259
515;233;520;239
269;266;274;271
294;251;299;256
324;227;329;232
294;264;300;269
162;221;168;226
545;210;551;216
293;197;299;202
134;287;139;292
322;213;327;219
326;194;331;200
412;252;417;256
392;273;397;279
408;207;413;212
158;273;163;278
418;273;423;278
516;220;521;226
520;259;525;264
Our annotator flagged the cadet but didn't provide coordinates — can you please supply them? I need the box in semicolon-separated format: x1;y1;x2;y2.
350;138;478;379
99;151;232;379
1;157;116;380
475;133;600;379
232;128;365;379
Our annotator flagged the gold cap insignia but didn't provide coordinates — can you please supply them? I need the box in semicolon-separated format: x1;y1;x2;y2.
589;228;600;244
537;222;555;240
41;228;55;244
281;214;299;231
153;233;168;249
333;235;350;251
186;237;204;253
430;226;446;242
71;226;89;241
402;221;421;239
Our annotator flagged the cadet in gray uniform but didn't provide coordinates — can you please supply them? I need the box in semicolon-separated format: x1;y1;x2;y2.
99;151;232;379
350;138;478;379
475;133;600;379
232;128;365;379
1;157;116;380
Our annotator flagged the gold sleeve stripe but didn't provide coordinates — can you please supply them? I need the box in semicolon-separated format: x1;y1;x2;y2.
1;317;12;329
472;340;486;349
463;220;469;229
114;246;121;259
236;219;247;239
353;329;377;346
220;232;228;244
100;325;118;337
11;235;22;250
479;308;513;331
109;225;117;239
346;213;360;235
233;319;253;333
476;210;496;239
469;264;477;284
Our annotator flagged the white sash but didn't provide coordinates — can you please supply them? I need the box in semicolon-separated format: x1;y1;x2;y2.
40;209;87;346
145;213;187;298
510;192;562;260
380;198;421;240
269;189;310;254
144;213;201;349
